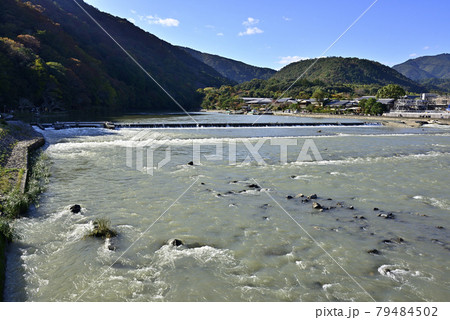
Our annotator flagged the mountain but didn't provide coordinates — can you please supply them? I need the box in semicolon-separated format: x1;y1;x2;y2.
0;0;231;114
393;54;450;81
272;57;425;92
178;46;276;84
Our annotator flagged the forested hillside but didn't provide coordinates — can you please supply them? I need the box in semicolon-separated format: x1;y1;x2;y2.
0;0;231;113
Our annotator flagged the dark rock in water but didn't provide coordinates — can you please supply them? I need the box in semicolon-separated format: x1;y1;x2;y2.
264;246;291;256
378;212;395;219
312;202;323;210
231;180;238;184
327;198;333;201
436;226;445;229
187;161;194;166
286;195;294;199
308;194;318;199
260;204;270;209
290;175;297;179
382;237;404;244
373;207;379;211
216;193;222;197
200;182;205;185
336;202;344;207
295;193;304;198
353;215;366;220
367;249;380;255
107;244;117;251
312;281;323;289
248;183;260;189
317;130;322;133
224;191;235;195
431;239;447;247
302;199;310;203
348;206;354;210
262;216;270;220
70;204;81;213
168;239;184;247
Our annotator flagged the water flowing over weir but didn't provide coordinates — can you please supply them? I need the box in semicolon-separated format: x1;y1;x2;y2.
35;121;376;130
5;114;450;301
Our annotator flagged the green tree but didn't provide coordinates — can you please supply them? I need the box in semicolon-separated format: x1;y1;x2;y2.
312;88;326;106
376;84;406;99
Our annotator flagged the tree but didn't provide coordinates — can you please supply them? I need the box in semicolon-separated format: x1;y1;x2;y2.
376;84;406;99
312;88;326;106
359;97;386;115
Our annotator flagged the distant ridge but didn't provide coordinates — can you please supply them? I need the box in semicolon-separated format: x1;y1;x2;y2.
272;57;425;92
393;54;450;81
393;54;450;92
179;46;276;84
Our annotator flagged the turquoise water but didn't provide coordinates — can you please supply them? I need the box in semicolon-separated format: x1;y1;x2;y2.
5;113;450;301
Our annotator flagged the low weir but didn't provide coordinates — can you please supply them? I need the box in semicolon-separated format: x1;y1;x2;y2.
33;121;378;130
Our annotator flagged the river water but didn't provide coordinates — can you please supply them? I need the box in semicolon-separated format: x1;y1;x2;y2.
4;113;450;301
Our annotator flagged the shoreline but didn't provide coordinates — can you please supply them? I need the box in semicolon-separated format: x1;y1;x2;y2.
0;121;45;301
200;109;450;128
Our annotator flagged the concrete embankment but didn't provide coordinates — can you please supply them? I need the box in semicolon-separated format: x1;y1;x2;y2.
0;121;45;301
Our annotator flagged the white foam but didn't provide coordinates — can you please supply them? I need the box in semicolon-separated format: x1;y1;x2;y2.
154;244;236;269
378;264;422;282
413;195;450;210
292;151;450;167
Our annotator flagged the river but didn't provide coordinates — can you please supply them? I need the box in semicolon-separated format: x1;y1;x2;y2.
4;113;450;301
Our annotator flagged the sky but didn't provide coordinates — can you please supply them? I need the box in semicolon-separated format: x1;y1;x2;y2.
83;0;450;70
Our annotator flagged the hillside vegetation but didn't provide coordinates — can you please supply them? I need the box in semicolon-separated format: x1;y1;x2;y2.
0;0;231;114
273;57;424;92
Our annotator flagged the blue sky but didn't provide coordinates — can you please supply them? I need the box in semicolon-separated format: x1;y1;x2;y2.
84;0;450;70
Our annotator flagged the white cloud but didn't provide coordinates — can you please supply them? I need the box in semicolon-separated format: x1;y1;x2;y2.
409;53;417;57
238;27;263;36
217;32;224;36
278;56;309;65
282;16;292;21
146;15;179;27
423;46;430;50
127;17;136;24
243;17;259;26
205;25;215;29
130;9;137;14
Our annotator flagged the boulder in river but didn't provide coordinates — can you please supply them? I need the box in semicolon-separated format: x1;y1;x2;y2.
308;194;318;200
248;183;260;189
70;204;81;214
367;249;381;255
168;239;184;247
187;161;194;166
295;193;304;198
378;212;395;219
312;202;323;210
